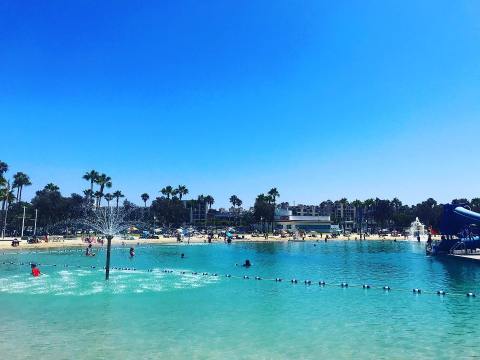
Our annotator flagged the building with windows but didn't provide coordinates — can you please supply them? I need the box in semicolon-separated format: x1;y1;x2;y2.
288;202;358;231
275;208;331;233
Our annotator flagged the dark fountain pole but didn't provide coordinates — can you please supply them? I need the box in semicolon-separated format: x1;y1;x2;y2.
105;234;113;280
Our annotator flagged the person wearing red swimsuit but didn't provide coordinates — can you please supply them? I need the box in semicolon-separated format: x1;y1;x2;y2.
31;264;41;277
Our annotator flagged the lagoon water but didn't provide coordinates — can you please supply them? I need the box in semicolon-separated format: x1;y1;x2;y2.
0;241;479;359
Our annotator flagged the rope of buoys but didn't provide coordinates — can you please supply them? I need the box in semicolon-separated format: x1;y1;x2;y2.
0;261;477;298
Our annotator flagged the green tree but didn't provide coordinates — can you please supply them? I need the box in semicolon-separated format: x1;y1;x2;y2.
95;174;112;207
104;193;114;207
176;185;189;200
12;172;31;202
112;190;124;209
82;170;99;195
351;199;363;232
0;161;8;176
94;191;104;207
44;183;60;192
471;198;480;212
141;193;150;207
205;195;215;209
160;186;174;199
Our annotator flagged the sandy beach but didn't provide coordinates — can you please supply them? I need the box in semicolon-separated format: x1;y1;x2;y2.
0;234;437;251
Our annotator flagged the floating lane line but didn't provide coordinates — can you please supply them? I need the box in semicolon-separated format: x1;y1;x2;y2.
0;261;475;298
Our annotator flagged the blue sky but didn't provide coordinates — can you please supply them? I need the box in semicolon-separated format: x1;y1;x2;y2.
1;1;479;207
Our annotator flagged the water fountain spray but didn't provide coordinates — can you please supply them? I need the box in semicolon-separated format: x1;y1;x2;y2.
83;206;132;280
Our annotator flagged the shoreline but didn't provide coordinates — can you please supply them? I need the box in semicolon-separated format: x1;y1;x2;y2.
0;234;435;251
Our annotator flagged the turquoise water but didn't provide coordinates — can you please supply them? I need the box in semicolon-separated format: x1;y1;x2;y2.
0;241;479;359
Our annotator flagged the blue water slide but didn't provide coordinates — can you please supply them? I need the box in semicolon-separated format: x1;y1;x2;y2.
453;207;480;223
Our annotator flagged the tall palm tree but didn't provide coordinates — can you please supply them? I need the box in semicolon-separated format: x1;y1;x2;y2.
12;172;31;202
141;193;150;207
44;183;60;192
205;195;215;209
94;191;104;207
83;170;99;194
230;195;243;225
96;173;112;207
268;188;280;204
203;195;214;226
112;190;124;209
268;188;280;230
0;161;8;176
351;199;364;233
363;198;375;232
104;193;114;207
229;195;239;209
176;185;189;200
160;186;173;199
0;181;13;212
83;189;94;207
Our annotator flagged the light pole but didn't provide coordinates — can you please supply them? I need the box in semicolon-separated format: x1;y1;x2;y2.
2;203;8;239
21;206;26;238
33;209;38;237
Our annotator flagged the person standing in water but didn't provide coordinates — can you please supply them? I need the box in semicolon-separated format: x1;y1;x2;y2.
85;244;95;256
31;263;41;277
129;247;135;258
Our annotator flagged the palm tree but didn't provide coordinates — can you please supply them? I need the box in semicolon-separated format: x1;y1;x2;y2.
12;172;31;202
0;161;8;176
204;195;215;226
44;183;60;192
83;189;94;207
160;186;173;199
104;193;114;207
171;188;179;198
205;195;215;209
96;173;112;207
363;198;375;232
83;170;99;194
338;198;349;234
230;195;242;225
112;190;124;209
176;185;189;200
229;195;239;209
141;193;150;207
94;191;104;207
268;188;280;204
268;188;280;230
0;181;14;212
351;199;363;233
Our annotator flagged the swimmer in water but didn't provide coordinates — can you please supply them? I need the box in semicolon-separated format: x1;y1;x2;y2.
129;247;135;258
31;263;41;277
181;253;185;259
242;259;252;268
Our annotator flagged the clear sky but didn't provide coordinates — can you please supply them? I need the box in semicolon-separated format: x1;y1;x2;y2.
1;1;479;208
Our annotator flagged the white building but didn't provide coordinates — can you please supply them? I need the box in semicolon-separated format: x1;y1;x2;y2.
275;209;331;233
